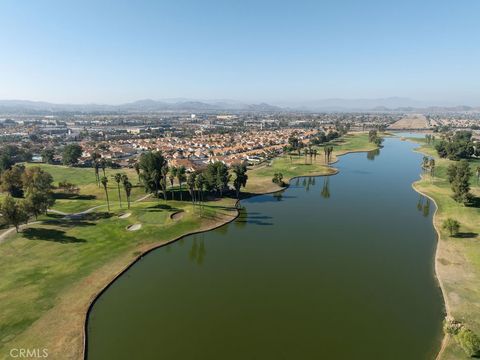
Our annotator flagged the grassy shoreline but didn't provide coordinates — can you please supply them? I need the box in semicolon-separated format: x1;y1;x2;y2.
0;133;378;360
409;138;480;359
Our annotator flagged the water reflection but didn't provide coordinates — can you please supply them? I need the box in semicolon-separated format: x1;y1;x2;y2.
366;148;380;161
188;236;207;266
416;196;430;217
321;177;331;199
272;192;283;201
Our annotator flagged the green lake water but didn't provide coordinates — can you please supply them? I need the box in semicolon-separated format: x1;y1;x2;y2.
86;137;444;360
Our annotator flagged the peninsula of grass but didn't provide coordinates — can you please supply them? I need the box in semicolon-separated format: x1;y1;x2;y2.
245;132;378;194
411;139;480;359
0;132;381;359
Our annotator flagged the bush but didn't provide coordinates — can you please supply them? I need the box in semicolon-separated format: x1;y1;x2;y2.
457;327;480;357
444;317;463;335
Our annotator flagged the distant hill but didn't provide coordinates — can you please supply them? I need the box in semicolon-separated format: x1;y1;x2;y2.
0;98;478;114
0;99;283;114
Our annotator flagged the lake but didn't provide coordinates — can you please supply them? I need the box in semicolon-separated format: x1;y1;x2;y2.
86;136;444;360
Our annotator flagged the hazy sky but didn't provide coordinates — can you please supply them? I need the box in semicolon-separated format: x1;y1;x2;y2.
1;0;479;105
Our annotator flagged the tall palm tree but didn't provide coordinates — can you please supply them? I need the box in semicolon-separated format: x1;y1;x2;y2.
101;176;110;211
161;165;169;200
169;166;177;200
123;178;132;209
422;156;429;173
113;173;123;208
194;173;205;205
429;158;436;178
91;152;101;185
94;161;100;187
100;158;107;177
151;169;160;200
187;172;196;204
177;166;187;201
134;162;140;183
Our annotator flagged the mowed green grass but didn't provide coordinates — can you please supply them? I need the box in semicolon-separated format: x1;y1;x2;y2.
412;140;480;359
325;132;380;157
23;163;146;213
245;155;335;194
0;197;237;359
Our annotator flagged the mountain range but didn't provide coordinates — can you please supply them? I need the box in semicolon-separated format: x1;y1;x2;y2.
0;97;478;114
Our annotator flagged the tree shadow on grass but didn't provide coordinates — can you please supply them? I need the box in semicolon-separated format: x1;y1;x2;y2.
53;193;96;200
22;228;86;243
454;232;478;239
81;212;113;221
146;204;180;212
42;219;96;228
466;196;480;208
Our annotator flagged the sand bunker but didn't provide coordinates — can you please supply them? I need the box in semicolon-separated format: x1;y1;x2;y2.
170;211;184;221
127;223;142;231
119;212;132;219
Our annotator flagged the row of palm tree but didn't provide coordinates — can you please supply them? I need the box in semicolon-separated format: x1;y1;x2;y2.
421;156;436;178
100;173;133;211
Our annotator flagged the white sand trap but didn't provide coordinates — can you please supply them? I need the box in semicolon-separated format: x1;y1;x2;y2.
171;211;184;221
119;212;132;219
127;223;142;231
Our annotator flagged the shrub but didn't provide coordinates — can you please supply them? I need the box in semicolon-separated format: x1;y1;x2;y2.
442;218;460;237
457;327;480;357
443;317;462;335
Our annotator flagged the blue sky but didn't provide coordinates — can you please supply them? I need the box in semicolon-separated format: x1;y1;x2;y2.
0;0;479;105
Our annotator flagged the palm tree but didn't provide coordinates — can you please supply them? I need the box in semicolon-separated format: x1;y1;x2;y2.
422;156;429;173
99;158;107;177
429;158;436;178
134;162;140;183
101;176;110;211
94;161;100;187
187;172;196;204
161;165;169;200
476;166;480;184
194;172;205;205
303;148;308;164
169;166;177;200
123;179;132;209
113;173;123;208
177;166;187;201
91;152;101;185
151;169;160;200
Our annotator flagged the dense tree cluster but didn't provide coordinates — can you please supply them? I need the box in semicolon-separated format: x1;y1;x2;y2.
310;131;340;146
368;130;383;146
137;151;247;203
447;160;473;204
0;145;33;172
435;131;477;161
272;173;285;186
0;165;55;231
62;144;83;166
